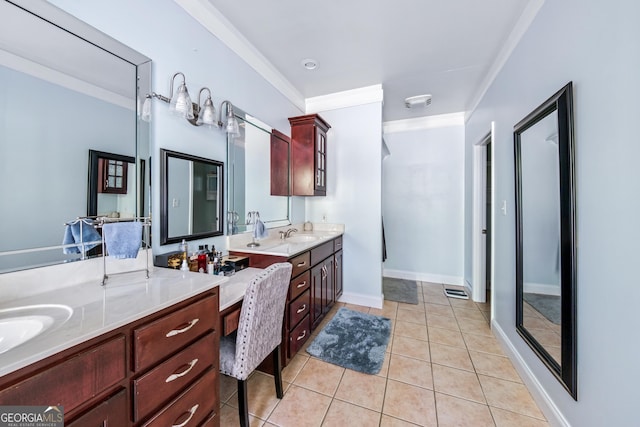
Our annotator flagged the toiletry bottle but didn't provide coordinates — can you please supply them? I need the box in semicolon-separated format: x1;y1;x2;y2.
189;251;199;272
197;245;207;273
179;239;188;262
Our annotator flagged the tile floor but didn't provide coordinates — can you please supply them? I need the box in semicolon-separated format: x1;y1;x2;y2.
218;282;549;426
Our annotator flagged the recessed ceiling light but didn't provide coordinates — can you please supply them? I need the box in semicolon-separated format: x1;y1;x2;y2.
301;58;318;70
404;94;432;108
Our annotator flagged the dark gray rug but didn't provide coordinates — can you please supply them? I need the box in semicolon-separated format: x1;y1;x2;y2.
524;293;561;325
383;277;418;304
306;308;391;374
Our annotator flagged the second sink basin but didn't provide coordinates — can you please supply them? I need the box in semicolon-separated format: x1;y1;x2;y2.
0;304;73;354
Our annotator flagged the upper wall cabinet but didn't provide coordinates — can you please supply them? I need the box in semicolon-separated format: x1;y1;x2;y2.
288;114;331;196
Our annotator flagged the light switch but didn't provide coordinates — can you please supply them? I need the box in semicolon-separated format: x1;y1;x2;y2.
172;198;180;208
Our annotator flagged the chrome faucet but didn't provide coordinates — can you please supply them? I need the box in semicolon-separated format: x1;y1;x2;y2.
279;228;298;239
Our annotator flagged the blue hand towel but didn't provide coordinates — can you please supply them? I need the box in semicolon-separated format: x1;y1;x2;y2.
62;219;101;254
253;218;268;240
102;222;142;259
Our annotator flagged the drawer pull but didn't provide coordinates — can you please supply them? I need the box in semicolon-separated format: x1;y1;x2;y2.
296;330;307;341
172;404;199;427
296;280;307;288
296;304;307;314
296;261;307;267
165;359;199;383
166;319;200;337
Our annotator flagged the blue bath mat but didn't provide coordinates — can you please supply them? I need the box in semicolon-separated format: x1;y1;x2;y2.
306;307;391;374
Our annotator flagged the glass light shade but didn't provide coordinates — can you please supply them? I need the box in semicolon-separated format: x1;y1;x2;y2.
197;97;217;127
225;110;240;136
141;96;152;122
169;83;194;119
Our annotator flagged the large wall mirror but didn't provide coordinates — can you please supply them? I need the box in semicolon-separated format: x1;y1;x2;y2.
0;0;151;273
160;149;224;245
514;82;577;399
227;107;290;234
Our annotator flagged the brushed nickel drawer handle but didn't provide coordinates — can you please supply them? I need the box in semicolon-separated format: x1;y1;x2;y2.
165;359;199;383
172;404;199;427
166;319;199;337
296;330;307;341
296;261;307;267
296;280;307;288
296;304;307;314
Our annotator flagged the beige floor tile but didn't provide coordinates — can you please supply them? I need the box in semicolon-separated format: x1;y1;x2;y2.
220;373;238;404
425;303;455;318
490;407;549;427
334;369;387;411
396;307;427;325
422;283;445;295
293;358;344;396
397;301;426;312
469;351;521;382
435;393;495;427
430;342;474;371
428;326;466;348
478;375;545;420
476;302;491;313
432;364;486;404
344;303;370;313
321;399;382;426
423;293;451;306
226;372;290;420
388;354;433;390
453;306;487;322
383;379;437;426
448;298;478;309
377;350;391;378
219;403;265;426
463;333;504;356
267;385;331;427
457;318;493;336
391;335;431;361
380;414;422;426
281;353;309;383
426;314;460;331
394;320;429;341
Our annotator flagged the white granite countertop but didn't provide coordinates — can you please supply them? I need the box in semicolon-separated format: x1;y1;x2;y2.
0;267;228;377
218;267;264;311
227;223;344;257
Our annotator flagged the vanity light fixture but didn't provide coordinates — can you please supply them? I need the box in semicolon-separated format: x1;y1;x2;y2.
192;87;217;128
218;100;240;136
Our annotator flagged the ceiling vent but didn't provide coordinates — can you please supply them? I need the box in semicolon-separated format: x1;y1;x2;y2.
404;94;432;109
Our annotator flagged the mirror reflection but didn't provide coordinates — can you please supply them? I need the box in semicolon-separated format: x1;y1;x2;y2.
88;150;136;219
515;82;576;399
160;149;224;245
227;108;290;234
0;1;150;273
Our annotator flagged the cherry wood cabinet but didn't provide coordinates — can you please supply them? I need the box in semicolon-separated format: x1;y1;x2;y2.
288;114;331;196
0;290;220;427
270;129;290;196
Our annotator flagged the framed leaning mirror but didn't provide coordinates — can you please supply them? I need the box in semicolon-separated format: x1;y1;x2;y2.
159;149;224;245
514;82;577;399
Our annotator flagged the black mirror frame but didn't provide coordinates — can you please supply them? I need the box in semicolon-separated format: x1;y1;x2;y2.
88;149;136;217
514;82;577;399
160;149;224;245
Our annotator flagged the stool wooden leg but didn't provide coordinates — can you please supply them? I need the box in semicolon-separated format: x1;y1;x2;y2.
273;345;283;398
237;379;249;427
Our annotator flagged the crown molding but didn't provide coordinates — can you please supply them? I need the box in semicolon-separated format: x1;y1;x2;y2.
466;0;545;121
305;84;384;114
175;0;305;111
383;112;465;134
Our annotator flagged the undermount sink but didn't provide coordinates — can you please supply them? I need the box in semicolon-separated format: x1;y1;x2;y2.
286;235;320;243
0;304;73;354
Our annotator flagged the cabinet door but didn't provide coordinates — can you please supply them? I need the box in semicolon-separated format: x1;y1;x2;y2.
310;263;324;329
322;257;334;314
334;250;343;299
67;388;127;427
314;127;327;195
270;129;290;196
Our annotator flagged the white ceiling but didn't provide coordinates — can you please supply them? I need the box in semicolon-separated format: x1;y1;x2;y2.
182;0;540;122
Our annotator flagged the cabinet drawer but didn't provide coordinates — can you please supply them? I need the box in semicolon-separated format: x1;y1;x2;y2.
223;307;241;336
142;368;218;427
289;290;310;328
290;251;310;278
134;294;218;371
133;333;217;421
67;388;127;427
288;314;311;357
333;236;343;251
0;335;125;413
289;270;310;301
311;241;333;266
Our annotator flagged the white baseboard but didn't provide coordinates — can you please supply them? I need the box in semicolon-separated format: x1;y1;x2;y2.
383;268;463;286
524;282;561;296
338;291;384;309
491;320;569;427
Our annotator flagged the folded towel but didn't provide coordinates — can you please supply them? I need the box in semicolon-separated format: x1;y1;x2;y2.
102;222;142;259
62;219;101;254
253;218;268;240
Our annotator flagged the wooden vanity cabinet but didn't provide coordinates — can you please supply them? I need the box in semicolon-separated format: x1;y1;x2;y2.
288;114;331;196
270;129;291;196
0;290;220;427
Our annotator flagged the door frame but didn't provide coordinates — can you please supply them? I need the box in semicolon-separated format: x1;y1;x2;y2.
471;124;494;304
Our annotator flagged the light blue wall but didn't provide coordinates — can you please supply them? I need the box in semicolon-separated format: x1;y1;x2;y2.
49;0;304;254
383;125;465;285
465;0;640;424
